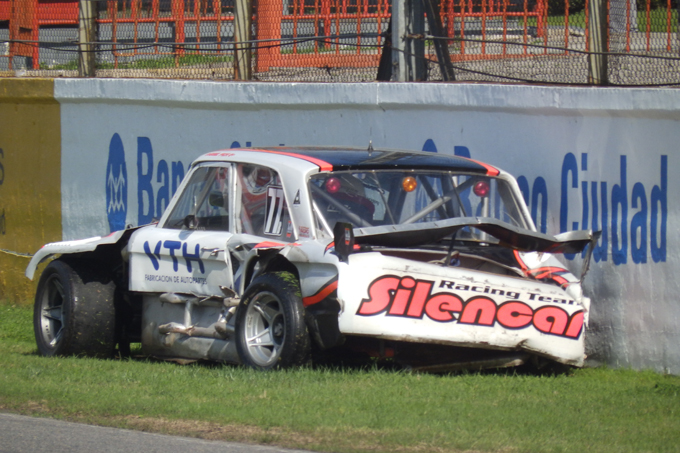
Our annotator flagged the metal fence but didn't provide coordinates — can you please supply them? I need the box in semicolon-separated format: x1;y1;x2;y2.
0;0;678;85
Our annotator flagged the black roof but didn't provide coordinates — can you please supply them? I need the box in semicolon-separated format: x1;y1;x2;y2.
255;147;498;174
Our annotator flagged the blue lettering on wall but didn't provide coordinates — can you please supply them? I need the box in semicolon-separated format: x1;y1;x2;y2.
422;139;667;266
137;137;155;225
531;177;548;234
125;136;187;225
651;156;667;262
106;135;255;232
610;156;628;265
590;180;609;263
631;181;647;264
560;152;579;240
559;153;667;265
454;146;470;158
156;159;170;216
422;139;437;152
106;134;128;233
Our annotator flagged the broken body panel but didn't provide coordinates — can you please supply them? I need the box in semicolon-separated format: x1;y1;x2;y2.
26;147;599;370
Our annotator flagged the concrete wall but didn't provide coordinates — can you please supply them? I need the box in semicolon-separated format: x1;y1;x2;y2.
2;78;679;373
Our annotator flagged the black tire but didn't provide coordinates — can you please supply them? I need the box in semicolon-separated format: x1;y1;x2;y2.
235;272;311;370
33;260;116;358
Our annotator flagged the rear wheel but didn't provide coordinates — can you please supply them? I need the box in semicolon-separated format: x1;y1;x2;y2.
235;272;310;370
33;260;116;358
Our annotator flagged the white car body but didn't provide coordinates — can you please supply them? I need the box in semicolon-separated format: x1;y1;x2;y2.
27;147;599;371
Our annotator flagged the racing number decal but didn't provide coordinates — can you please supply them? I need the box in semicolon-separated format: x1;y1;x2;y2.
264;186;285;236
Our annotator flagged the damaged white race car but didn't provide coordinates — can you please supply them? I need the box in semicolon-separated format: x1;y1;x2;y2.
26;147;600;371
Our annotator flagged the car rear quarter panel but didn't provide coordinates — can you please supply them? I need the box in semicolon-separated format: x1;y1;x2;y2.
336;252;587;365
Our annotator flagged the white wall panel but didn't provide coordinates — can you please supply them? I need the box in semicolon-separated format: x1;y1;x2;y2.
55;79;680;373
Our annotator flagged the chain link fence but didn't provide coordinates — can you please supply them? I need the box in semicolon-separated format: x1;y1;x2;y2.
0;0;678;85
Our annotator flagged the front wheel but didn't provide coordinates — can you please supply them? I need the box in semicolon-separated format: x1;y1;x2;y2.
235;272;310;370
33;260;117;358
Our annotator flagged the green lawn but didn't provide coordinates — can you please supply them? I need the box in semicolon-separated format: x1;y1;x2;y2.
40;54;233;71
637;8;678;33
1;302;679;452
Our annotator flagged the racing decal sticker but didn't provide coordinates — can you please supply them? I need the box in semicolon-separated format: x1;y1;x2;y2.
205;152;235;157
144;240;205;273
302;276;339;307
253;241;286;249
264;185;285;236
356;275;583;339
246;149;333;172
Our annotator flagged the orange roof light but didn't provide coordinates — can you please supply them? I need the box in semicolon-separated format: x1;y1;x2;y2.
402;176;417;192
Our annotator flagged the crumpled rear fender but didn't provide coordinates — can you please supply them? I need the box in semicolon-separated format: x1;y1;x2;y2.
25;227;143;280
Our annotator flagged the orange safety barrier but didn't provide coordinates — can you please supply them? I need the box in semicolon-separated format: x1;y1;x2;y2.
1;0;678;75
439;0;549;60
99;0;236;65
2;0;78;69
256;0;389;72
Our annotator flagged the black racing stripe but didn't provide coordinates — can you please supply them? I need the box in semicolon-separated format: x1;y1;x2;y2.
265;147;491;173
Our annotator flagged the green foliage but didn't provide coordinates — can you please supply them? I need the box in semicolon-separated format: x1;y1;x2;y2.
548;0;678;16
638;0;678;11
543;4;677;32
2;301;680;452
637;8;678;31
38;54;233;71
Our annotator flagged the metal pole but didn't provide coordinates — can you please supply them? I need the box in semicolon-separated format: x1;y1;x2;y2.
234;0;252;80
78;0;97;77
587;0;608;85
392;0;427;81
411;0;426;81
393;0;408;80
421;0;455;81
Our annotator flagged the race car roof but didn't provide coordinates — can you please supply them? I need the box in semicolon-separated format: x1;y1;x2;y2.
200;147;499;176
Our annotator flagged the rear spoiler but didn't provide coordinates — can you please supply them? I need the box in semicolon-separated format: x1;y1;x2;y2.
335;217;601;278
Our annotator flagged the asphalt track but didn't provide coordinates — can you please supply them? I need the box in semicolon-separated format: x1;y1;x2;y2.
0;413;312;453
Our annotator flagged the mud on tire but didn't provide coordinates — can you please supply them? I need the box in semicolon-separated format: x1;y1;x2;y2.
235;272;311;370
33;260;117;358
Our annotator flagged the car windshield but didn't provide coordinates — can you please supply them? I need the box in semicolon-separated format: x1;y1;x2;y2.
309;170;529;242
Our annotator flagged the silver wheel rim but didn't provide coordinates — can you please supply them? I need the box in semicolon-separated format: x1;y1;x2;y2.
38;274;66;349
243;291;285;367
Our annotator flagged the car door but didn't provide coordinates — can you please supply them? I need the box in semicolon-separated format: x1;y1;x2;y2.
128;164;236;297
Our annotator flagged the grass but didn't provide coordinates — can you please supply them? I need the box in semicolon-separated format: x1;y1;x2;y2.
2;301;680;452
637;8;678;33
39;54;233;71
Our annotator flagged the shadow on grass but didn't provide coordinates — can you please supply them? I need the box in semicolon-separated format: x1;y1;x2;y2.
26;340;576;379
